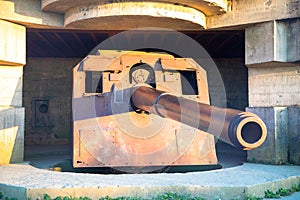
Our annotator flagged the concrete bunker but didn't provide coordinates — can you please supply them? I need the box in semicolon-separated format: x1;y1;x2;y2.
24;28;250;172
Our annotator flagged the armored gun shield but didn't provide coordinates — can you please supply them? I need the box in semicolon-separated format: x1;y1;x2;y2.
72;50;266;170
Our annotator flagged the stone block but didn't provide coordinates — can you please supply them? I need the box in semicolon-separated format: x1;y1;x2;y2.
247;107;288;164
0;20;26;66
248;64;300;107
246;21;275;65
246;19;300;66
0;107;25;164
284;19;300;62
0;66;23;107
288;107;300;164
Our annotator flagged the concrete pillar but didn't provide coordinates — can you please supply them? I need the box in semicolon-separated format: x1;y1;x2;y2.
245;20;300;165
0;20;26;164
246;19;300;66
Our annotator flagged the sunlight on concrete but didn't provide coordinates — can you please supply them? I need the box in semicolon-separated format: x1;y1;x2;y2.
0;126;18;164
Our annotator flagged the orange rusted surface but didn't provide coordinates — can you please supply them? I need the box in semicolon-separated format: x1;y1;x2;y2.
72;50;217;168
72;50;266;169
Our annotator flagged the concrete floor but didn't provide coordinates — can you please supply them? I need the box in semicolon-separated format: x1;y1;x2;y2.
0;142;299;200
24;144;71;170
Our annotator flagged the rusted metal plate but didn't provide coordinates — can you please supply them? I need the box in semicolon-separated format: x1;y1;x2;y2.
72;50;218;169
160;58;199;71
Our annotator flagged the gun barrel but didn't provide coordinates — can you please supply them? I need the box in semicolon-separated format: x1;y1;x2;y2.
131;85;267;150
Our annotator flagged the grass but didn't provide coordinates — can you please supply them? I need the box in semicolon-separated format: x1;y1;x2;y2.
0;192;17;200
43;194;91;200
246;196;263;200
43;193;204;200
263;182;300;198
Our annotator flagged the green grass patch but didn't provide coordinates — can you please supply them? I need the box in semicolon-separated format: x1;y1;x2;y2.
44;193;204;200
246;196;263;200
43;194;91;200
0;192;17;200
264;182;300;199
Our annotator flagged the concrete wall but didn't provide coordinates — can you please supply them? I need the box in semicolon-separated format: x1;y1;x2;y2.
0;106;24;164
0;66;25;164
214;58;248;110
288;107;300;164
0;20;25;164
23;58;81;144
247;106;300;165
247;64;300;165
246;20;300;165
248;65;300;107
0;20;25;66
246;19;300;66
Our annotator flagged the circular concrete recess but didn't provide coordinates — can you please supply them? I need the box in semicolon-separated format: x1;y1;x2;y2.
64;2;206;30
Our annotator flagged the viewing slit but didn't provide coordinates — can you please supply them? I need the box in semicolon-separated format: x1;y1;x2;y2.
85;71;103;93
179;71;199;95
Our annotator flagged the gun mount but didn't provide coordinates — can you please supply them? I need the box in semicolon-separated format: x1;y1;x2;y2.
72;50;267;169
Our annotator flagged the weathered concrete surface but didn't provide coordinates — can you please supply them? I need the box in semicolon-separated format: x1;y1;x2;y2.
1;0;299;30
42;0;227;30
214;58;248;110
247;107;289;164
0;20;26;164
207;0;300;29
0;163;299;199
0;20;25;66
248;65;300;107
246;20;300;67
0;67;25;163
0;0;63;28
0;107;25;164
288;107;300;165
42;0;227;16
247;107;300;165
23;58;81;144
285;19;300;62
0;66;23;107
64;2;206;30
246;19;300;165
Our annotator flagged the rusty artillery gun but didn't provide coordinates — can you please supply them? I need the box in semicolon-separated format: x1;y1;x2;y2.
72;50;267;170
